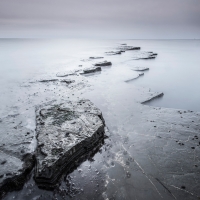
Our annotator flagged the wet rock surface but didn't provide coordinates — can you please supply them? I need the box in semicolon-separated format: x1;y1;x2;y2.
34;99;105;189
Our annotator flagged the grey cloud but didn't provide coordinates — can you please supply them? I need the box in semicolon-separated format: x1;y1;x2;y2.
0;0;200;38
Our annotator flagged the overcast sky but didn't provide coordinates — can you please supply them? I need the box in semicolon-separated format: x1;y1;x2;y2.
0;0;200;39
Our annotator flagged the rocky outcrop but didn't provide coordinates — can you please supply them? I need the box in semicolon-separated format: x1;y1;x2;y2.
34;99;105;189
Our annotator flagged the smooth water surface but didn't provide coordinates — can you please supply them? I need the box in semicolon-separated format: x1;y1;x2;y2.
0;39;200;112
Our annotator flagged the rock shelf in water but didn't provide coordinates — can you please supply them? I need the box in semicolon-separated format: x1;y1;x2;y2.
94;61;112;66
34;99;105;189
82;66;101;74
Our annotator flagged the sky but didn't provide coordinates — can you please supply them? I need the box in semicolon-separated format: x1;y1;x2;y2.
0;0;200;39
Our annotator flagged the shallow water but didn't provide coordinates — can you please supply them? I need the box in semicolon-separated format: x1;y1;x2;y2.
125;39;200;111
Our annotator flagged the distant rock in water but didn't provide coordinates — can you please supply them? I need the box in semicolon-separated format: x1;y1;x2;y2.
39;79;59;82
105;51;124;55
81;66;101;74
94;61;112;66
89;57;104;59
34;99;105;189
125;73;144;82
118;46;141;51
133;51;158;60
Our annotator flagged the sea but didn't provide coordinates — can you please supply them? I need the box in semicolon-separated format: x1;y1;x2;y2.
0;39;200;113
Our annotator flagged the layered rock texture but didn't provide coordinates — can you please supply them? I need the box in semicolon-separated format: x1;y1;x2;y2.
34;99;105;189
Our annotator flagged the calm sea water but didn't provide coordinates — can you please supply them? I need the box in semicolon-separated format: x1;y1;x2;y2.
0;39;200;112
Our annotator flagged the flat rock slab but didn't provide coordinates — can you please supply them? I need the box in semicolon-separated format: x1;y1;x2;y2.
94;61;112;67
81;67;101;74
125;73;144;82
34;99;105;189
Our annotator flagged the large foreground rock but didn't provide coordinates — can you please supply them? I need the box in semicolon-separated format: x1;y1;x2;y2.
34;99;105;189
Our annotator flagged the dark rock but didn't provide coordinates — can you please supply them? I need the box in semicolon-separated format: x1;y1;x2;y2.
0;154;35;199
34;99;105;189
82;67;101;74
60;79;75;84
94;61;112;67
1;160;6;165
39;79;59;83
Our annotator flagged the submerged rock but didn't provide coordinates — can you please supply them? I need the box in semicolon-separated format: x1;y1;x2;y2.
132;67;149;71
125;73;144;82
141;92;164;104
34;99;105;189
94;61;112;67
